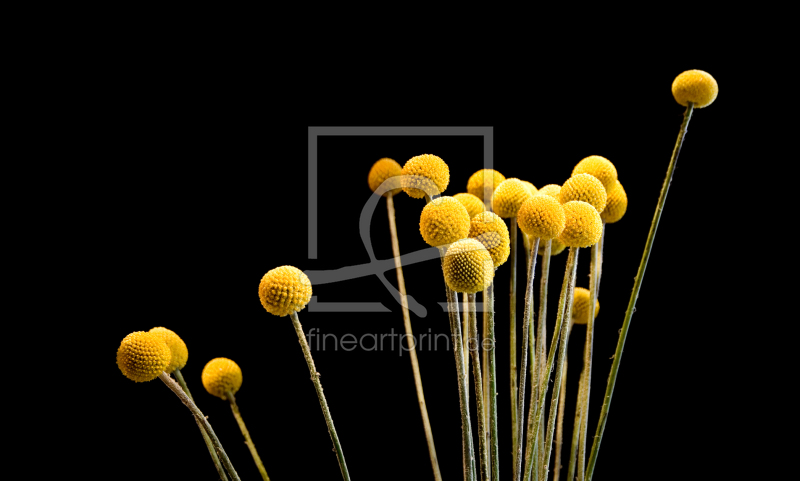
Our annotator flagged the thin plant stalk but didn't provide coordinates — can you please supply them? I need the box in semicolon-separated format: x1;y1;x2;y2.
515;236;539;481
553;349;569;481
158;372;241;481
566;372;583;481
487;281;500;481
464;293;470;410
523;246;579;481
586;102;695;480
227;390;270;481
482;293;491;478
576;227;603;481
541;247;580;481
537;240;552;474
289;312;351;481
447;286;477;481
469;293;489;481
173;368;229;481
509;217;519;469
386;192;442;481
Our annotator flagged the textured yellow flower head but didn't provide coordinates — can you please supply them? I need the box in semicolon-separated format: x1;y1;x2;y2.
521;181;538;197
518;194;566;241
538;184;561;199
572;156;618;192
538;237;567;256
467;169;506;202
401;154;450;199
493;178;532;218
453;193;486;219
572;287;600;325
443;238;495;293
558;201;603;248
368;158;402;196
419;196;471;247
559;173;607;213
672;70;718;108
202;358;243;400
601;181;628;224
117;331;171;382
469;211;510;267
149;327;188;374
259;266;312;317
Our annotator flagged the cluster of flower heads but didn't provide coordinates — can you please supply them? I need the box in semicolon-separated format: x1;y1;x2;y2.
117;327;188;382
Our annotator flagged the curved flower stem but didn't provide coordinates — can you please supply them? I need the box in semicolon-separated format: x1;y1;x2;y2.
515;237;539;481
226;390;269;481
159;372;241;481
586;102;695;480
469;293;489;481
524;247;578;481
509;217;519;470
289;312;351;480
536;240;552;474
576;227;603;480
173;369;229;481
386;193;442;481
487;281;500;481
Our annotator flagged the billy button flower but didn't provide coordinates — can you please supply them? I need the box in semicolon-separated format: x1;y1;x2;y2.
467;168;506;209
454;192;486;219
258;266;350;481
572;156;618;193
202;359;270;481
587;71;718;480
149;327;228;480
116;331;241;481
401;154;450;200
368;159;442;481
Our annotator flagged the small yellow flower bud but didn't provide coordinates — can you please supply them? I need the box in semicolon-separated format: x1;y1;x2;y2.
672;70;718;108
401;154;450;199
419;196;471;247
368;158;402;196
116;331;171;382
202;358;243;400
259;266;312;317
443;238;495;293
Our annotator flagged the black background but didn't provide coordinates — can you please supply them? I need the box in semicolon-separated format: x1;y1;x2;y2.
95;60;757;480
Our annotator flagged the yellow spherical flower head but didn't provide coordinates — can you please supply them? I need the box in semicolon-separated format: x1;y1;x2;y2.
443;238;495;293
492;178;532;218
538;237;567;256
259;266;312;317
601;180;628;224
558;201;603;248
572;156;618;192
559;173;607;214
149;327;188;374
538;184;561;199
469;211;510;267
368;158;402;196
572;287;600;325
672;70;718;108
401;154;450;199
419;196;471;247
202;358;243;400
117;331;171;382
518;194;566;241
521;181;538;197
453;193;486;219
467;169;506;202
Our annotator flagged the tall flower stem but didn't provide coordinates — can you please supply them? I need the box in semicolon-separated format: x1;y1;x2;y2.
515;237;539;481
523;247;579;481
159;372;241;481
463;293;471;411
386;192;442;481
586;102;695;479
487;281;500;481
536;240;552;475
482;292;491;477
509;217;519;469
226;390;270;481
447;285;477;481
289;312;351;481
553;348;569;481
173;368;229;481
469;293;490;481
566;372;583;481
576;227;604;480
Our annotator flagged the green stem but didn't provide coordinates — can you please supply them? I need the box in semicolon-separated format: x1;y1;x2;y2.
464;293;471;414
515;237;539;481
537;240;552;474
447;286;477;481
289;312;351;481
174;369;229;481
585;102;694;480
483;290;491;479
567;366;583;481
159;372;241;481
469;293;490;481
509;217;519;470
577;228;603;480
553;350;569;481
227;390;270;481
488;281;500;481
386;193;442;481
